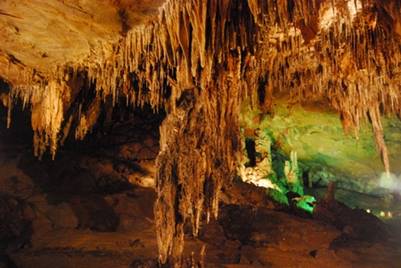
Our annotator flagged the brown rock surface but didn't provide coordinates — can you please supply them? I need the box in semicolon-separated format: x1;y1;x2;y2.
0;0;165;81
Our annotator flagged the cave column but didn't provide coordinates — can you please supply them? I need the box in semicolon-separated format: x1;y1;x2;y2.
154;55;243;266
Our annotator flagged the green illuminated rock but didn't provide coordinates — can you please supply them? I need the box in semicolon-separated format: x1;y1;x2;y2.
240;100;401;196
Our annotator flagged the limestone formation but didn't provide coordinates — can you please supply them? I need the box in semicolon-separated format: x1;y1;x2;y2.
2;0;401;265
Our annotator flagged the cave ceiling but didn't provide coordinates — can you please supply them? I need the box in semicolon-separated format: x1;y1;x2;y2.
0;0;166;83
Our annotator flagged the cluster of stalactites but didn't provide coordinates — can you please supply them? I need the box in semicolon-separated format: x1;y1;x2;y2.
4;0;400;166
5;64;70;158
5;0;256;264
148;1;254;265
4;63;101;159
9;79;67;159
3;0;401;263
243;0;401;174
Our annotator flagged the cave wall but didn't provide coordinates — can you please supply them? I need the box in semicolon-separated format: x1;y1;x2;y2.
241;100;401;195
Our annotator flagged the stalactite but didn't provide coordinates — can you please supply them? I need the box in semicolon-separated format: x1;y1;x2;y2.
247;0;400;174
11;80;68;159
155;56;242;265
369;105;390;175
75;96;101;141
150;1;248;265
6;93;12;129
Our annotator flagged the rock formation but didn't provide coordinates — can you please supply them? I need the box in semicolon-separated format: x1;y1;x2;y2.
1;0;401;265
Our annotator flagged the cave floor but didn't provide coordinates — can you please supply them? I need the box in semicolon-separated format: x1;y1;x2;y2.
1;126;401;268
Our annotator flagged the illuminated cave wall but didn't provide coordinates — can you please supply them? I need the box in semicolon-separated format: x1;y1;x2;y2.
240;101;401;195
